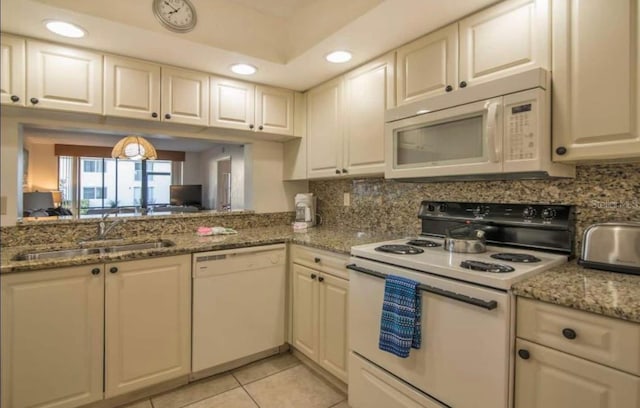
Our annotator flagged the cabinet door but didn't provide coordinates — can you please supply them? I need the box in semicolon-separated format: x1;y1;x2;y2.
1;265;104;408
27;40;103;114
161;67;209;126
318;273;349;382
104;55;161;121
552;0;640;161
210;77;255;131
292;263;319;360
515;339;640;408
459;0;550;87
1;34;25;106
105;255;191;397
256;85;294;135
396;24;458;105
306;77;343;178
344;53;394;176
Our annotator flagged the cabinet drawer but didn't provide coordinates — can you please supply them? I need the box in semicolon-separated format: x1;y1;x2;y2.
290;245;349;280
517;297;640;375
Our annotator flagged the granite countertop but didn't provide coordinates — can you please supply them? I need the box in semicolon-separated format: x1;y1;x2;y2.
0;226;403;274
512;261;640;323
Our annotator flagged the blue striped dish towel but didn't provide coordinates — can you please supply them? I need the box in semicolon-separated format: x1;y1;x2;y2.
379;275;422;358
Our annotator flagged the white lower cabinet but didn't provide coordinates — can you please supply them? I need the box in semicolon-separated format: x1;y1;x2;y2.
291;246;349;382
515;339;640;408
1;265;104;408
349;353;444;408
105;255;191;397
1;254;191;407
515;298;640;408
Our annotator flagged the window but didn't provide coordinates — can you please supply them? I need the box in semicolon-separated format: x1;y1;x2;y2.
83;187;106;199
83;160;103;173
62;156;176;214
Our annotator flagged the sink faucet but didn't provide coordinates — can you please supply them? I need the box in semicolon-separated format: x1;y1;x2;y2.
96;210;126;240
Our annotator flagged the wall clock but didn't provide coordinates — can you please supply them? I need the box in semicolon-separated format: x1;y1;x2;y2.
153;0;197;33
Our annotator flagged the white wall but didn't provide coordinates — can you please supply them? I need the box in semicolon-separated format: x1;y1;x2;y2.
182;151;202;185
200;144;245;210
0;117;21;225
245;141;308;213
23;142;59;192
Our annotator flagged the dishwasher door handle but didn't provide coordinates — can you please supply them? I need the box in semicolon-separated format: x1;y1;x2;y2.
346;264;499;311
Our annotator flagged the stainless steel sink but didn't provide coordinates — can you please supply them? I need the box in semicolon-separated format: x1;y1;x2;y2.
102;240;175;253
12;240;175;261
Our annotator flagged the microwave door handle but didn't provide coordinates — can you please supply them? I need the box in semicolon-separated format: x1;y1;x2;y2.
486;101;500;163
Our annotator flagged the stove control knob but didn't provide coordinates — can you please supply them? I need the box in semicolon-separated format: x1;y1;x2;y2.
523;207;537;219
541;208;556;221
473;205;489;217
427;203;435;212
438;203;448;212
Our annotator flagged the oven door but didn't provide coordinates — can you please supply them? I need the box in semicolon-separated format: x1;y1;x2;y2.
385;97;503;179
348;258;511;408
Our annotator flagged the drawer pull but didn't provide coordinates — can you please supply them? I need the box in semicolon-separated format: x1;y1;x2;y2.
110;267;118;274
562;328;577;340
518;349;530;360
314;257;321;263
91;268;101;275
310;273;317;280
318;276;324;282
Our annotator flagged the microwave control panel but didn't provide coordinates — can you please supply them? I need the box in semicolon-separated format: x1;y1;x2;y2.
505;100;537;161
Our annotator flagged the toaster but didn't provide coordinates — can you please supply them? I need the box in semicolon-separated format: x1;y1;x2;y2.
578;222;640;275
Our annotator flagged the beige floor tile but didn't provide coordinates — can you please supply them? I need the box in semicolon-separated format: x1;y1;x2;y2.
244;365;345;408
183;388;258;408
152;374;239;408
121;399;152;408
232;353;300;385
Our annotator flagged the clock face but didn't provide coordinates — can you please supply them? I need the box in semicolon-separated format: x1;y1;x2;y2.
153;0;197;33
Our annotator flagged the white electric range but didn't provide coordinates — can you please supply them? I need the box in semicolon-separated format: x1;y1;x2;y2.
347;201;574;408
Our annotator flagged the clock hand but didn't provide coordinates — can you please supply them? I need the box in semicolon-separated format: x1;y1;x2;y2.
164;1;179;12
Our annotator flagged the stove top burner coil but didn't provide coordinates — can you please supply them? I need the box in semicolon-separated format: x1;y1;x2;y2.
490;253;541;263
460;260;515;273
406;239;442;248
375;244;425;255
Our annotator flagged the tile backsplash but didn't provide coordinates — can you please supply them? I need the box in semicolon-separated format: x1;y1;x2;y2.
310;162;640;254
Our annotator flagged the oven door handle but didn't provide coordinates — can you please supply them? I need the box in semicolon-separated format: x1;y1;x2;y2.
346;264;499;311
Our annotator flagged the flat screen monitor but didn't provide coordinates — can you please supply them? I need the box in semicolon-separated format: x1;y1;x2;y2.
170;184;203;208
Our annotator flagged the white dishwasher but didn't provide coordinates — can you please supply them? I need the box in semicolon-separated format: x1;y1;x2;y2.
192;244;286;373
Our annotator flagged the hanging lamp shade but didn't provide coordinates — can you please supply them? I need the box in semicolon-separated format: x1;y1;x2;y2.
111;136;158;160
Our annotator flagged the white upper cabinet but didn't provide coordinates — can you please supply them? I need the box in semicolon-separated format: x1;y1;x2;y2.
256;85;294;135
1;265;104;408
26;40;103;114
459;0;550;88
104;55;161;121
0;34;25;106
396;24;458;105
210;77;256;130
211;78;294;136
161;67;209;126
344;53;395;176
551;0;640;161
306;77;343;178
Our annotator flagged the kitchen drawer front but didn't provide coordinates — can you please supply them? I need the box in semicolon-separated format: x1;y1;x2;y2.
349;352;445;408
290;245;349;280
517;297;640;375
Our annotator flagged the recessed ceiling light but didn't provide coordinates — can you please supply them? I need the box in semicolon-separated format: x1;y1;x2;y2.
230;63;257;75
44;20;86;38
325;50;352;63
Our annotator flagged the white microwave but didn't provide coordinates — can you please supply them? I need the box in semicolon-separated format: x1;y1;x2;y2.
385;69;574;180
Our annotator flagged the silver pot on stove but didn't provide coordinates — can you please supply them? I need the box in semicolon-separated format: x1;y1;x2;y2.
444;223;487;253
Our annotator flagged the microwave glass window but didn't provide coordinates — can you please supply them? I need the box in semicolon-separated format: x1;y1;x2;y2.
396;115;484;166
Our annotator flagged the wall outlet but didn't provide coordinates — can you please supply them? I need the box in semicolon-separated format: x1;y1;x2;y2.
343;192;350;206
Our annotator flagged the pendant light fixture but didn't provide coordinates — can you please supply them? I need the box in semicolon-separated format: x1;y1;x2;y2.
111;136;158;161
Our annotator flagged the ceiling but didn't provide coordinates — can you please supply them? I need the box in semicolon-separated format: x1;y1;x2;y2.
1;0;498;91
